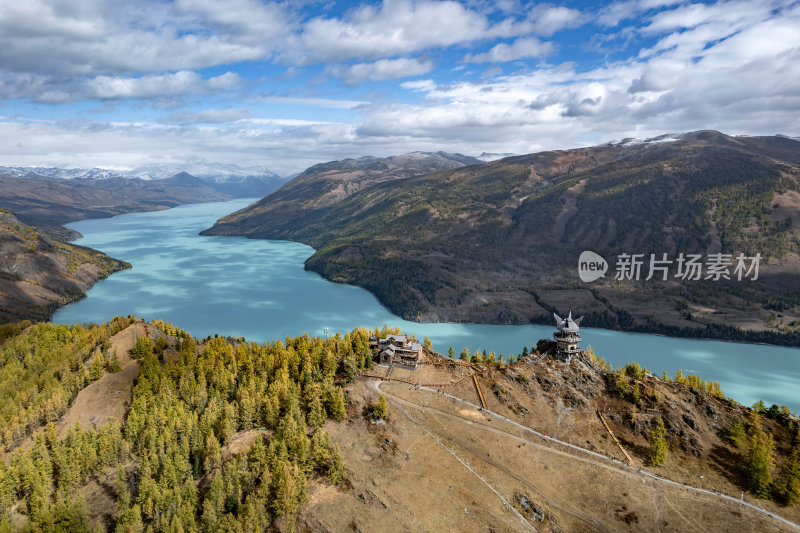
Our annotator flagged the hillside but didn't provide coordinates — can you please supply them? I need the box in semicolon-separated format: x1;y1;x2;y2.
201;151;483;237
205;132;800;344
1;319;798;532
0;210;129;322
0;173;231;239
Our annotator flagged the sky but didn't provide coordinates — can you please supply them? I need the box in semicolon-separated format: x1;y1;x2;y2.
0;0;798;175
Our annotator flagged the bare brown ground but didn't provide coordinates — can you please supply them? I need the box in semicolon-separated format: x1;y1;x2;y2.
57;323;145;436
298;361;800;533
12;322;145;453
552;178;588;242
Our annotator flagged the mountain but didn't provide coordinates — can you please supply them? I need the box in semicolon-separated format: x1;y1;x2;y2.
201;151;483;236
0;174;230;239
127;162;287;197
0;162;288;198
204;131;800;343
2;319;798;531
0;209;129;322
476;151;517;161
0;166;129;181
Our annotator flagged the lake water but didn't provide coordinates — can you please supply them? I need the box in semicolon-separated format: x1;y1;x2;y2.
53;199;800;411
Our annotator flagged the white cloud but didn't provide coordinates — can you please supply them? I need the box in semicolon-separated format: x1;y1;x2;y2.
328;57;434;85
525;4;583;36
465;37;554;63
354;3;800;152
87;71;241;100
285;0;531;64
596;0;682;27
163;108;252;124
1;0;798;172
173;0;289;44
0;0;267;78
257;96;366;109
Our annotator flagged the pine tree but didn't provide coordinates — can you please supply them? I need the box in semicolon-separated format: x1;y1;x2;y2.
204;430;222;474
726;418;746;447
328;444;345;485
447;347;454;358
306;393;326;428
777;446;800;504
743;412;775;498
89;356;104;382
272;461;306;530
459;348;469;361
631;382;641;406
373;395;389;420
326;386;346;422
108;350;122;372
648;417;668;466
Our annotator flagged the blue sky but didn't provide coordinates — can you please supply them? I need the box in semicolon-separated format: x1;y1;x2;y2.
0;0;798;174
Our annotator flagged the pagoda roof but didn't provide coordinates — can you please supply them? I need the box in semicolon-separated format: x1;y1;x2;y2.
554;311;583;333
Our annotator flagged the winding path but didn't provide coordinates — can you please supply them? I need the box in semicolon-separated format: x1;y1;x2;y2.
370;377;800;532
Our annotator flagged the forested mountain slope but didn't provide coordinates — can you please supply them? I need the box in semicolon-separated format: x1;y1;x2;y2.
205;132;800;343
0;210;129;322
1;319;799;531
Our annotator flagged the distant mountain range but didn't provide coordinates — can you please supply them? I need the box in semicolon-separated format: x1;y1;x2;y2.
0;173;232;238
204;131;800;344
0;162;288;198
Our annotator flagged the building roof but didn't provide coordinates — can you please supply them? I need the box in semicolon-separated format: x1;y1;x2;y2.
554;310;583;333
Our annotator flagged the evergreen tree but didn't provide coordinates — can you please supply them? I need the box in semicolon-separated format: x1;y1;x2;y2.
776;446;800;504
726;418;746;447
648;417;668;466
326;386;347;422
204;430;222;474
743;412;775;498
271;461;306;531
306;393;326;429
373;395;389;420
108;350;122;372
328;444;345;485
89;356;104;382
631;382;641;406
447;347;454;358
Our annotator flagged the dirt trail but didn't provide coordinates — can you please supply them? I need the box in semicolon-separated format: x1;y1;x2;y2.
57;322;144;436
552;178;588;241
377;379;800;532
10;323;145;454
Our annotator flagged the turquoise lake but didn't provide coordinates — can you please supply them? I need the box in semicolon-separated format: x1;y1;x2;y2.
52;199;800;411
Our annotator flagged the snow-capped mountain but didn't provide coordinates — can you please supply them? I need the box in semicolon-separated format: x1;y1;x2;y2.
605;133;686;146
128;162;282;183
476;152;516;162
0;162;288;198
0;166;128;180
